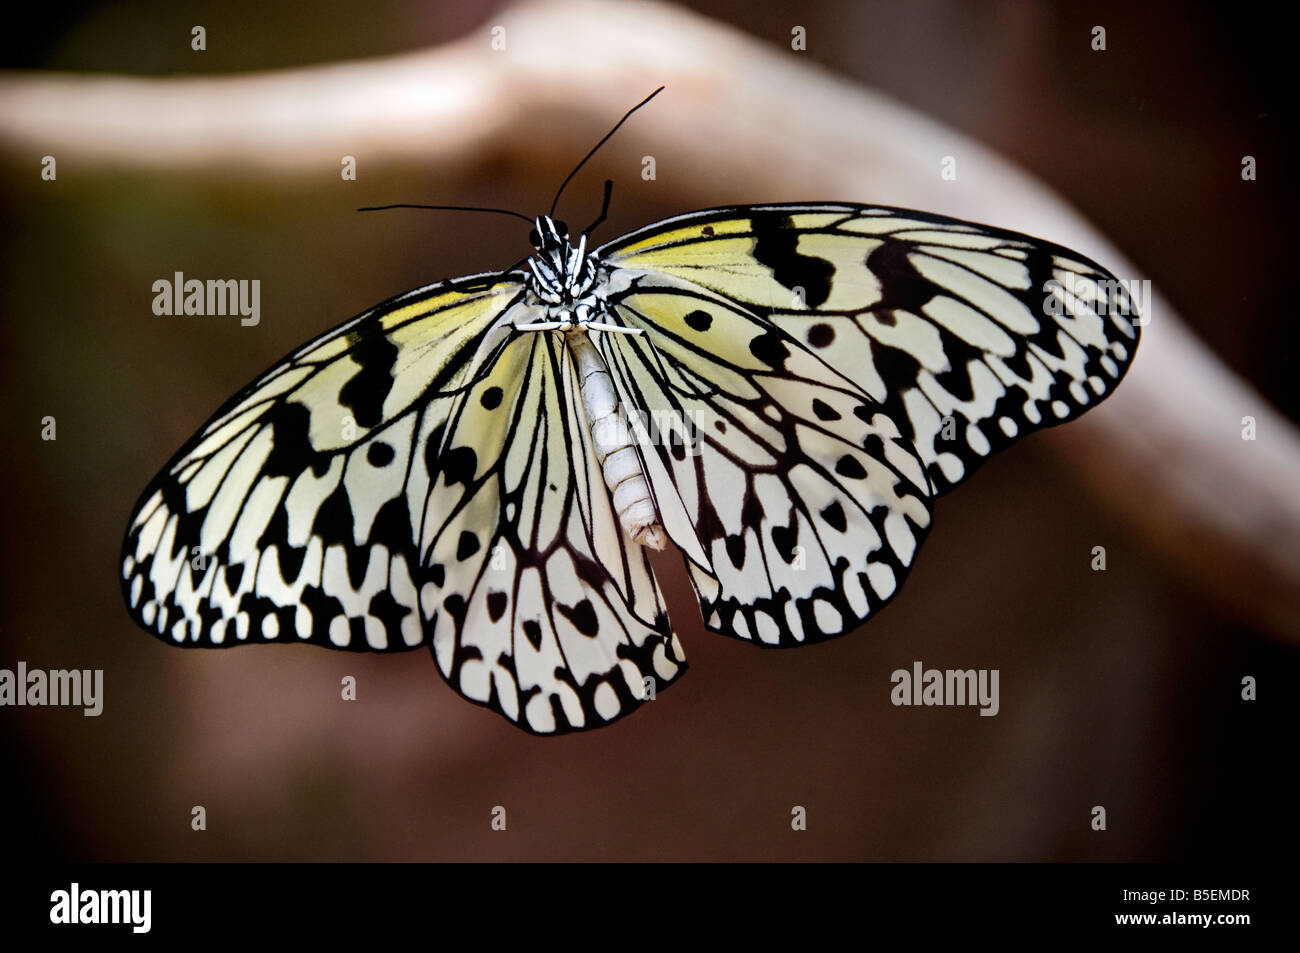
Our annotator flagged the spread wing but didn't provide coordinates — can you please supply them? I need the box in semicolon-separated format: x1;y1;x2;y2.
595;273;933;647
121;273;684;734
601;203;1141;493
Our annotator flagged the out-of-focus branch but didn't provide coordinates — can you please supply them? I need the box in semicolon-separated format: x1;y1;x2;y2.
3;0;1297;641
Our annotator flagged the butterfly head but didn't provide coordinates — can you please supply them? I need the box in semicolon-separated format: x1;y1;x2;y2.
526;215;597;310
529;215;569;253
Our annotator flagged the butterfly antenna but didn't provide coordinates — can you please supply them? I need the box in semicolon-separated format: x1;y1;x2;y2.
550;86;665;218
357;203;534;224
582;180;615;237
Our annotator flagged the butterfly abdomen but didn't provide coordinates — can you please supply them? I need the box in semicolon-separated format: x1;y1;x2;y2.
568;331;667;551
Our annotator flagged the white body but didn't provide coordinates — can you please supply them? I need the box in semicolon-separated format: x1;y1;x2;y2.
568;332;667;550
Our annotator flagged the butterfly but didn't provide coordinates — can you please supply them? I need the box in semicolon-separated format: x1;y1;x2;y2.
120;90;1141;734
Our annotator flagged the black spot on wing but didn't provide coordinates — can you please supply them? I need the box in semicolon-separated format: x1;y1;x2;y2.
870;336;925;393
866;339;923;443
749;332;789;369
312;485;354;548
866;240;941;312
243;508;299;595
811;398;840;421
771;521;798;564
487;590;508;622
442;593;468;631
480;386;504;410
807;323;835;348
835;455;867;480
343;546;369;590
456;530;480;561
276;542;307;588
928;325;984;404
308;486;369;589
684;309;713;332
751;213;834;307
725;533;746;569
862;433;888;464
338;327;399;429
522;619;543;651
367;442;395;467
557;599;600;637
1002;345;1034;382
437;446;478;487
196;600;224;641
368;497;413;551
572;552;611;592
423;423;445;480
263;402;327;479
820;500;847;533
300;586;344;640
368;589;409;643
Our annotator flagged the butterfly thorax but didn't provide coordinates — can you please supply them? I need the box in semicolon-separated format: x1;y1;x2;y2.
524;215;600;322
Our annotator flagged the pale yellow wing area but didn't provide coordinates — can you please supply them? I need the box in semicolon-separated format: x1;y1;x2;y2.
601;203;1142;493
122;275;524;654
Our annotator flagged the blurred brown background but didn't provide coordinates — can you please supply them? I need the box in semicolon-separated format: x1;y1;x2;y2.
1;0;1294;861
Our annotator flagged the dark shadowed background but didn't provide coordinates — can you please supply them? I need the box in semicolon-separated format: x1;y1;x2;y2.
1;0;1294;861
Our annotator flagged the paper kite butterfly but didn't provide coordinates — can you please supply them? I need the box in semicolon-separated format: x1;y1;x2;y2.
121;90;1141;733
